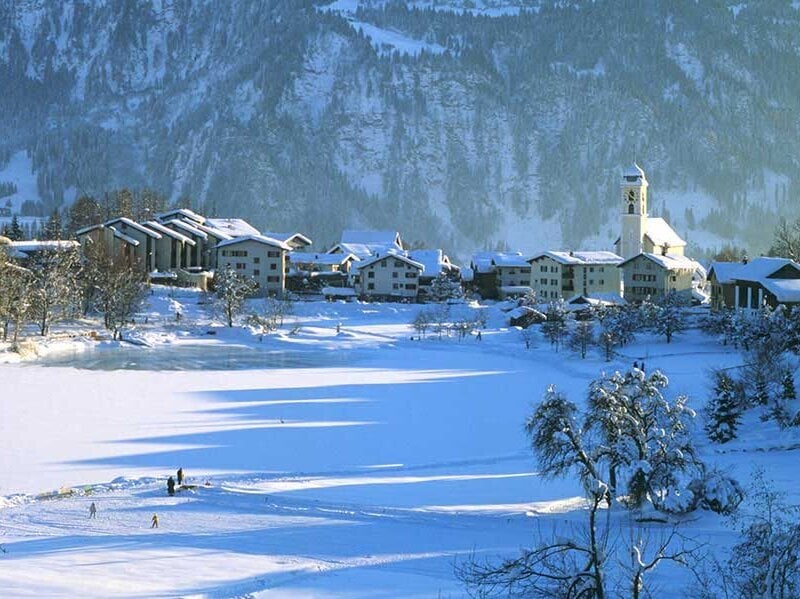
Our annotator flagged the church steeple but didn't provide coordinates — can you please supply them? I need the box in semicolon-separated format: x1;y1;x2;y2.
620;163;648;259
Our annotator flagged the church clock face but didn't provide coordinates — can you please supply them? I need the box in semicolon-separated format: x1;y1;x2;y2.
627;190;636;214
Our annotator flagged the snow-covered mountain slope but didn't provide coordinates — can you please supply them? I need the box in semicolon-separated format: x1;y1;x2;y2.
1;1;799;256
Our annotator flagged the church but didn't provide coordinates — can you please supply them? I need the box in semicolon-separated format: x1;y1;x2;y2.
615;163;685;259
614;164;703;303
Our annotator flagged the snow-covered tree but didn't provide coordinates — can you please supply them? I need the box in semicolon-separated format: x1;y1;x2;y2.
699;470;800;599
411;309;432;338
519;325;536;350
431;304;450;339
520;288;538;307
705;369;743;444
428;273;463;303
702;307;736;346
28;249;82;336
542;299;569;351
0;260;33;344
214;266;258;327
568;319;594;359
82;241;147;339
585;368;706;513
653;291;687;344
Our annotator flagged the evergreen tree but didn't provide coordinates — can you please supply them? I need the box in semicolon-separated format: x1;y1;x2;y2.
7;215;23;241
428;272;462;303
68;195;102;234
705;370;743;444
43;210;63;240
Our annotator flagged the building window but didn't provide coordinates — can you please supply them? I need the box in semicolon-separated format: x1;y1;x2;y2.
551;279;557;285
405;284;417;290
254;257;260;264
368;282;375;290
253;269;260;276
392;271;398;278
589;279;594;285
393;283;399;289
405;272;417;279
236;263;246;270
270;263;277;270
368;271;375;279
381;260;387;267
394;259;403;268
599;279;604;285
267;251;280;258
521;267;531;273
267;276;279;283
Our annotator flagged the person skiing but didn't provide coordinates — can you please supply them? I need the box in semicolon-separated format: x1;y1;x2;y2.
177;468;184;486
151;514;159;528
89;502;97;519
167;476;175;496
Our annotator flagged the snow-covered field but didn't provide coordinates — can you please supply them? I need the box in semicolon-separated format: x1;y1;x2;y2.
0;289;797;597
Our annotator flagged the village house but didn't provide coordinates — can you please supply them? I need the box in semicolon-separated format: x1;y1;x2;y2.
143;220;196;272
408;249;461;298
708;257;800;312
468;251;531;299
329;230;403;260
528;250;622;301
75;218;161;274
264;232;313;251
215;235;292;295
707;261;743;311
618;252;701;303
354;252;423;300
286;252;359;292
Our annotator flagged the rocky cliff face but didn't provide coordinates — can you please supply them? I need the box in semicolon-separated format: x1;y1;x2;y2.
1;0;799;257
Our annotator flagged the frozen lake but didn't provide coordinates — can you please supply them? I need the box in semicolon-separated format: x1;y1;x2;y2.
32;342;359;371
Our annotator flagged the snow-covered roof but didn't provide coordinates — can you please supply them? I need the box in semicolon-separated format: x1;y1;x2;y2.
74;223;104;236
341;230;402;247
155;208;205;224
408;249;459;276
644;218;686;249
620;252;702;271
264;232;313;247
144;221;196;246
708;261;743;284
111;227;140;247
356;252;423;271
191;222;233;241
8;240;80;253
566;293;625;306
623;162;647;182
471;251;526;272
204;218;261;238
215;235;291;251
499;285;532;294
762;279;800;303
322;286;357;297
165;219;209;240
492;254;530;268
105;217;162;239
531;250;623;266
730;257;799;283
289;252;358;266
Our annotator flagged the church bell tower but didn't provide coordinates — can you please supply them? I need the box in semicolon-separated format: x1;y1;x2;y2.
620;163;648;260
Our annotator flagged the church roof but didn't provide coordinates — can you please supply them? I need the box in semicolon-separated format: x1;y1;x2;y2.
644;217;686;249
623;162;647;181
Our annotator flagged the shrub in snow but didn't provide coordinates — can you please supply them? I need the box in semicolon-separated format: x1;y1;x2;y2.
694;468;744;515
